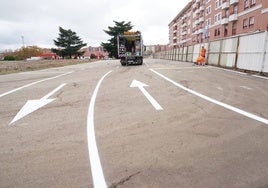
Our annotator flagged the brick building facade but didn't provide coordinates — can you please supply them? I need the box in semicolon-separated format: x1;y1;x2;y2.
169;0;268;48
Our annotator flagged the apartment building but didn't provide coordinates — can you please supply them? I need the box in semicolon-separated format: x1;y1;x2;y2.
169;0;268;48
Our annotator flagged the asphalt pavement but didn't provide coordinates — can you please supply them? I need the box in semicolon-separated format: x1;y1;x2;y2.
0;59;268;188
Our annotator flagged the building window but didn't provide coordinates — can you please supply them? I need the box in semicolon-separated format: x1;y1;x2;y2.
232;22;237;35
215;1;219;9
243;18;248;29
205;18;211;27
234;5;238;14
215;0;222;9
249;16;254;27
214;13;222;24
214;28;220;36
218;13;221;21
244;0;249;9
224;25;228;37
206;6;211;15
251;0;256;6
223;9;229;18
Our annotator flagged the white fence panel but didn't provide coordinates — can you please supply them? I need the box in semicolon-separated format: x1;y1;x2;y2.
178;48;183;61
187;46;194;62
220;38;238;67
262;31;268;73
192;44;200;62
263;53;268;73
237;32;266;72
208;41;221;65
153;32;267;74
183;47;187;61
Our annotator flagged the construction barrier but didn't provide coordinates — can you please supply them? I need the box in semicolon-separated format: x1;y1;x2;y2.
154;31;268;74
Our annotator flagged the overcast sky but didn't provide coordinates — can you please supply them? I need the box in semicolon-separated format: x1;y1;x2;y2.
0;0;190;51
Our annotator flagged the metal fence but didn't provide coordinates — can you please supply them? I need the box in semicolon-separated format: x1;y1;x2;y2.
154;31;268;74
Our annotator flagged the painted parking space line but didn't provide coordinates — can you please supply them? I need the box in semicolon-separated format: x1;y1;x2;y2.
150;68;268;125
0;71;73;98
87;70;112;188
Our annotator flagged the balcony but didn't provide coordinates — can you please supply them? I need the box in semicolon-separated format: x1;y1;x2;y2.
180;39;187;44
229;13;238;22
221;18;229;24
192;12;196;19
196;29;203;34
199;17;204;23
195;9;200;15
199;5;205;12
221;2;229;9
194;20;199;25
230;0;239;5
181;30;187;36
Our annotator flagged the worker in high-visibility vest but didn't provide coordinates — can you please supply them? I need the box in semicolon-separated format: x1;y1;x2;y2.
195;46;206;65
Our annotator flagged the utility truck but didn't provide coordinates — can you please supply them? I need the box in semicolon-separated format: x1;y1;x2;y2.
117;31;143;66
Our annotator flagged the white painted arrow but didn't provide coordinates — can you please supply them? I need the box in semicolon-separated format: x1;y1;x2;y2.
130;80;163;110
9;83;66;125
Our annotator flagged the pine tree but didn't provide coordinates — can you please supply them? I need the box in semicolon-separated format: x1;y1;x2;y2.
52;27;87;59
102;21;133;58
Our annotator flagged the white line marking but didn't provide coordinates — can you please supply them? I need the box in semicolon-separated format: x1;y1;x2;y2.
252;75;268;80
130;80;163;110
19;71;67;74
150;68;268;125
87;70;112;188
0;71;73;98
9;83;66;125
153;66;211;70
240;86;252;90
211;67;247;75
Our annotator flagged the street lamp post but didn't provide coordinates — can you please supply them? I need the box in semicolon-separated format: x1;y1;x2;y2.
21;36;25;47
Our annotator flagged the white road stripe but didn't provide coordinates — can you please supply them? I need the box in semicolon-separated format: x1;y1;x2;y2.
240;86;252;90
0;71;73;98
150;68;268;125
211;67;247;75
87;70;112;188
153;66;210;70
130;80;163;110
9;83;66;125
252;75;268;80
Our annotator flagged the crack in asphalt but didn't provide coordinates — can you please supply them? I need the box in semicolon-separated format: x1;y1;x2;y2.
109;171;142;188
